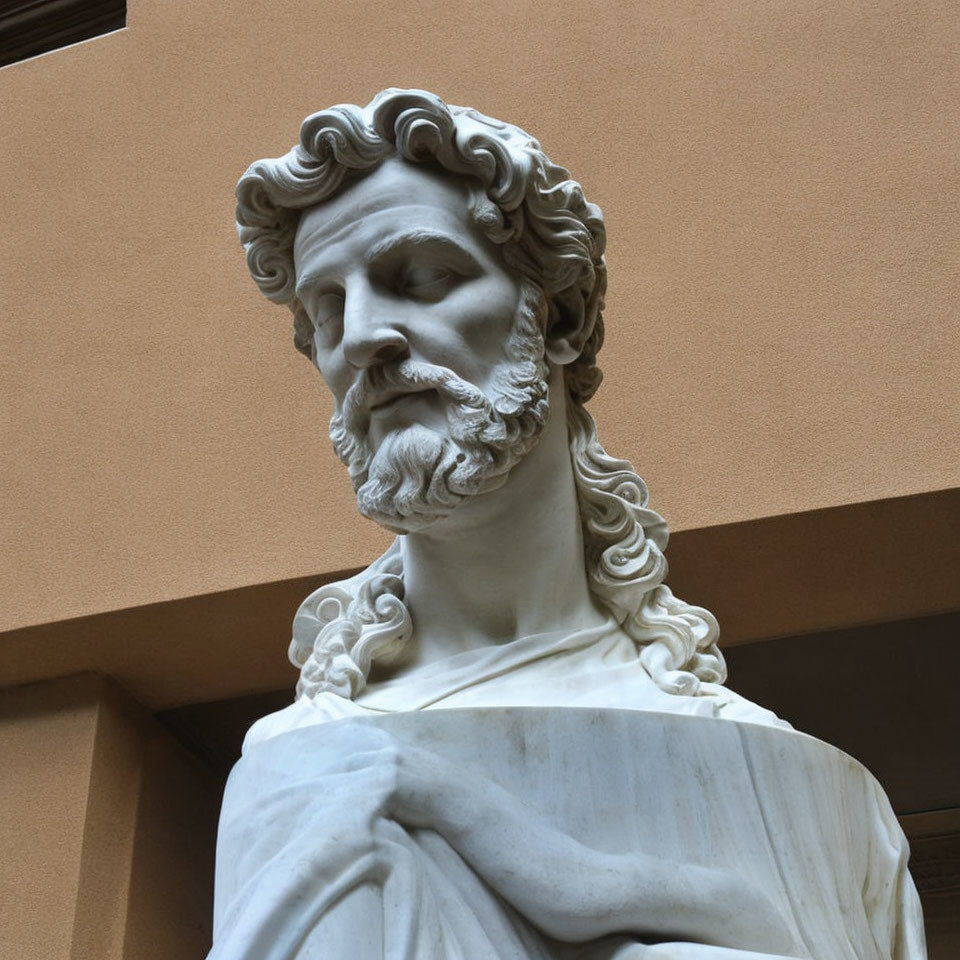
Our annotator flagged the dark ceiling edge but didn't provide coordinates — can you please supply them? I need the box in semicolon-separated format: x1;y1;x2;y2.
0;0;125;70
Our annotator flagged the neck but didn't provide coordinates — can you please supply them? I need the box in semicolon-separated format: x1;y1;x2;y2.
398;367;607;666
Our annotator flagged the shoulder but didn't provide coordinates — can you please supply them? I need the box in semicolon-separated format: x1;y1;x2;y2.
241;691;370;754
696;681;793;730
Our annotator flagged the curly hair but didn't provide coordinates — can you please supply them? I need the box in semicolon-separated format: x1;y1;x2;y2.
236;88;726;701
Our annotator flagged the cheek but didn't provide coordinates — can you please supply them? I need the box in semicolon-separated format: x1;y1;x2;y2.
460;317;513;376
313;354;350;411
451;283;522;363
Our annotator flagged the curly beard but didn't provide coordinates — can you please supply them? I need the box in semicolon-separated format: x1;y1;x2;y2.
328;286;550;534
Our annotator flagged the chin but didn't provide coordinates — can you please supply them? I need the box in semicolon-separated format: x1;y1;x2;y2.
353;421;521;535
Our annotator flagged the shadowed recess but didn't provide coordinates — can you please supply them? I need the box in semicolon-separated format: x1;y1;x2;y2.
0;0;125;69
160;609;960;816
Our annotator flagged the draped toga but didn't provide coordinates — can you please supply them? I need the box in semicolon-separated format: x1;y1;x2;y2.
208;619;926;959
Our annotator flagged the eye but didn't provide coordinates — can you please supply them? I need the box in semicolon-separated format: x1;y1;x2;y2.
399;265;454;301
309;292;344;329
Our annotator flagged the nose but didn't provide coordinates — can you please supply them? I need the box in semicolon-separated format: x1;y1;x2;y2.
340;280;409;370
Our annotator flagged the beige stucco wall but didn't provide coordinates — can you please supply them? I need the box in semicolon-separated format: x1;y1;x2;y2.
0;676;218;959
2;0;958;633
0;680;98;959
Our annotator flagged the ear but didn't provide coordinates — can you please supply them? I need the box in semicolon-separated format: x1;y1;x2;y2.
544;287;591;365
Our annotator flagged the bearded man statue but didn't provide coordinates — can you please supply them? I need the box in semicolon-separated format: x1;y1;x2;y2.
208;89;926;959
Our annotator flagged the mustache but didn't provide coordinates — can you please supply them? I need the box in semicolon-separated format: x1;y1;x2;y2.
341;359;492;434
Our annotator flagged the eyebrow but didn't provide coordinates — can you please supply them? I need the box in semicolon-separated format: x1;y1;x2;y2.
364;228;481;266
296;228;484;300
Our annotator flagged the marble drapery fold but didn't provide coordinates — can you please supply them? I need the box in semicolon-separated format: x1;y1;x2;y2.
210;625;924;959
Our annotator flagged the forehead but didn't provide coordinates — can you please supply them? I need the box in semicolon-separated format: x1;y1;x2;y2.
293;158;477;273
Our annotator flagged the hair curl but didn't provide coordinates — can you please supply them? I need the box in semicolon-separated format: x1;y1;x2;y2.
236;88;726;701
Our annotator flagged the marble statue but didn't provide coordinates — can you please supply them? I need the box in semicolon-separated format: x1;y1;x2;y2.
209;89;926;959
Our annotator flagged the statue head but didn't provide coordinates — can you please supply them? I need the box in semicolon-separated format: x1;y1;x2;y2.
235;89;725;701
237;89;606;532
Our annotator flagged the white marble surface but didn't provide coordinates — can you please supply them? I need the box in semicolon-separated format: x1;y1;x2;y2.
211;707;924;959
214;88;928;958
